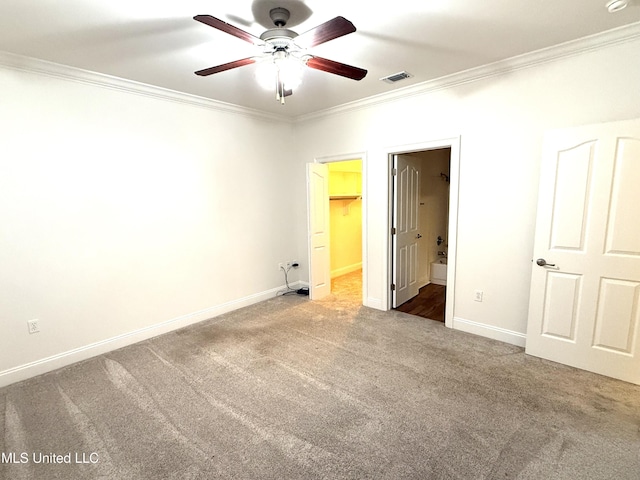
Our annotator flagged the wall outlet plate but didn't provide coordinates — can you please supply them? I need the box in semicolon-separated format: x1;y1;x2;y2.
27;319;40;334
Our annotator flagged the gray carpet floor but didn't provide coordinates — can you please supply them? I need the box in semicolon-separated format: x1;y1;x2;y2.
1;290;639;479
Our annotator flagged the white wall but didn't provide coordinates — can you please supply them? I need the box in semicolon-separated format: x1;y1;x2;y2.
329;199;362;277
2;29;639;386
0;63;297;386
293;34;640;344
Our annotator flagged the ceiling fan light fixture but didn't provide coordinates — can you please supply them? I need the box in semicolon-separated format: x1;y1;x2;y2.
606;0;628;12
255;53;304;92
194;11;367;103
278;57;304;90
255;60;278;90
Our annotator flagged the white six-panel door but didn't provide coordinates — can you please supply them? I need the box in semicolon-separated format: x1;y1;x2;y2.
307;163;331;300
393;154;421;307
526;118;640;385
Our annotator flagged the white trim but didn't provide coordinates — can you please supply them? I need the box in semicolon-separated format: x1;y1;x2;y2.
314;152;366;164
331;262;363;278
453;317;527;348
366;298;385;311
0;283;302;388
0;51;292;124
295;22;640;123
2;22;638;124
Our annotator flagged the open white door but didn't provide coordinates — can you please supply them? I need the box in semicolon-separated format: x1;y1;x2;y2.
392;154;421;307
307;163;331;300
526;118;640;385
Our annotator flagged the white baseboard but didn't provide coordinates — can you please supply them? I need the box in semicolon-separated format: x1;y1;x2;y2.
0;283;298;388
452;316;526;347
331;262;363;278
365;298;385;310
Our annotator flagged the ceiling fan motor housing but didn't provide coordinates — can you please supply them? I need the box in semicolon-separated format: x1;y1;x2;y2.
269;7;290;27
260;7;298;47
260;28;298;46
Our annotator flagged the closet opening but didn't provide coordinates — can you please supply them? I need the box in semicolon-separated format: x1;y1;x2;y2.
328;159;363;301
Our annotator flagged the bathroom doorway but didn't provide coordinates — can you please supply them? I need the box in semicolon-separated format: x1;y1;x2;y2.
392;147;451;322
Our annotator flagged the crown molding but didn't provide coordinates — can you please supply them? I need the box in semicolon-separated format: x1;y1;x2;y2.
2;21;639;125
0;51;293;124
295;21;640;123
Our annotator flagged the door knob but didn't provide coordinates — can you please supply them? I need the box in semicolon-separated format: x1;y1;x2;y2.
536;258;556;267
416;234;422;239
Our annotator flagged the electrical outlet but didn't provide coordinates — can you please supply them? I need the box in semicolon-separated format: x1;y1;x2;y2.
474;290;484;302
280;261;299;271
27;319;40;334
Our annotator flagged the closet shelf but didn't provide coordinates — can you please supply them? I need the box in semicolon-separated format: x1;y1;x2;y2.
330;195;362;200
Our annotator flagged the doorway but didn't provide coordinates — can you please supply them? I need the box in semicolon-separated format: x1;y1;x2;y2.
307;154;366;303
387;137;460;328
328;159;363;301
307;139;458;316
392;149;451;322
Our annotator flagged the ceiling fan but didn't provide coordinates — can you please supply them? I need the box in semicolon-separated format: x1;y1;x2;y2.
193;7;367;104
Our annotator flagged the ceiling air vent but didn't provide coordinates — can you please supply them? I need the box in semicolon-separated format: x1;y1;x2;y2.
380;71;413;84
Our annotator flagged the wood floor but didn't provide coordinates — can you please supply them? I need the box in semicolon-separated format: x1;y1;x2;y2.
395;283;446;322
331;270;446;322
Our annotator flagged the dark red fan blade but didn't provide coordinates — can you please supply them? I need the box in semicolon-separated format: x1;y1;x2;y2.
195;57;257;76
306;56;367;80
194;15;263;45
295;16;356;48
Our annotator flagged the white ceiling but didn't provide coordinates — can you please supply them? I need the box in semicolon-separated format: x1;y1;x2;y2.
1;0;639;118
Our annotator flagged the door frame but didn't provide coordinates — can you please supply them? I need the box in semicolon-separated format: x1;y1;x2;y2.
309;151;368;305
386;137;461;328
